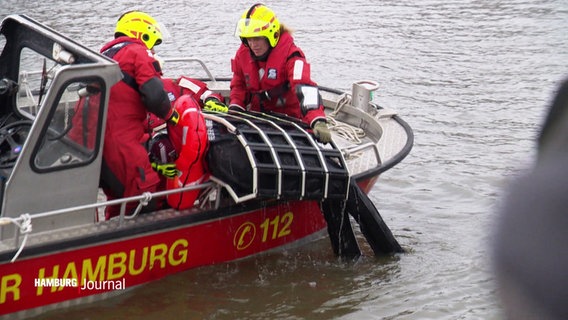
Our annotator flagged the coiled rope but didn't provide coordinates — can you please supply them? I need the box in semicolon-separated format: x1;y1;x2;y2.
327;93;366;144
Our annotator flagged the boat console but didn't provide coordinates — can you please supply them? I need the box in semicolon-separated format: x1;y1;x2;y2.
0;14;121;239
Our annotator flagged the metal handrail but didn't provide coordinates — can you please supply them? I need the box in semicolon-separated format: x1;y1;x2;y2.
162;57;216;83
341;142;382;166
0;180;218;261
0;181;216;234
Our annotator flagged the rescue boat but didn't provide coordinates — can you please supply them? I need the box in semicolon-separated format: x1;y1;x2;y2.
0;15;413;318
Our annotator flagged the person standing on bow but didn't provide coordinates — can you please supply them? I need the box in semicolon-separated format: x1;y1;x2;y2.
99;11;180;219
229;3;331;144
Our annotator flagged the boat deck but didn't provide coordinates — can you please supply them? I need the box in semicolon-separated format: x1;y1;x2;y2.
333;107;409;175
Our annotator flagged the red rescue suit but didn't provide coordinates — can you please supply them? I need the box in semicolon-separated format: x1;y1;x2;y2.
145;76;223;155
144;77;222;210
99;37;173;218
165;95;209;210
230;32;326;127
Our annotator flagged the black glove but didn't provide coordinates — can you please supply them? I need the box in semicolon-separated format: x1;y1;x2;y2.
228;104;245;112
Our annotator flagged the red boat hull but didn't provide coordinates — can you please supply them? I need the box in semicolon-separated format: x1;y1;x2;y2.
0;200;327;316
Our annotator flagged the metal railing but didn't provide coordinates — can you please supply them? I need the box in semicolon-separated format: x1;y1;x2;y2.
0;180;218;262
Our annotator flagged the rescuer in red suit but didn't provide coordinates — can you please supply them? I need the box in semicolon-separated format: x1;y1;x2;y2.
229;3;331;143
99;11;181;219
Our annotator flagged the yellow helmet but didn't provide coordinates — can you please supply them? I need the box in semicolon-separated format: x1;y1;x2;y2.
235;4;281;47
115;11;163;50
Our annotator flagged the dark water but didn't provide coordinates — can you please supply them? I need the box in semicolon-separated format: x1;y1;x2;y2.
2;0;568;319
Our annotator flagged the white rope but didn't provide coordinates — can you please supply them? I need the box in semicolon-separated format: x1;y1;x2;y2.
329;93;350;118
125;192;153;220
327;93;366;144
327;117;366;144
0;214;33;262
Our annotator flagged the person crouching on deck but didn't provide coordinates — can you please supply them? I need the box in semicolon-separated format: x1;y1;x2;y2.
99;11;181;219
229;3;332;144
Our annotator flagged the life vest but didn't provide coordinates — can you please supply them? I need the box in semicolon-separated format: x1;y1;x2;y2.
166;95;209;209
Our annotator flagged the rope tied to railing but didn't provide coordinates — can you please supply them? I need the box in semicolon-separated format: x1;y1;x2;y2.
0;213;33;262
19;213;32;234
125;192;153;220
140;192;152;206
